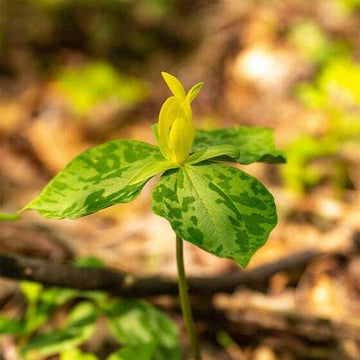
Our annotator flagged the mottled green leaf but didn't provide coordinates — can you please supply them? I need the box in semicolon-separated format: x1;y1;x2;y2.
22;302;97;360
23;140;176;219
0;316;23;335
152;163;277;267
107;344;156;360
193;126;286;165
105;299;180;360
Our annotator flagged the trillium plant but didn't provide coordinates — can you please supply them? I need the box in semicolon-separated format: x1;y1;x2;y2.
6;73;286;359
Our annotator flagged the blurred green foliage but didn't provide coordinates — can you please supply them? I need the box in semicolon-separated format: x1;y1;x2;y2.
60;348;98;360
283;23;360;194
338;0;360;10
56;61;148;115
105;299;181;360
216;330;234;348
0;258;180;360
297;57;360;110
288;21;351;65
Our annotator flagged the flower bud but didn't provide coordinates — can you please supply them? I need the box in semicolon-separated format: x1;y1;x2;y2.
157;72;203;165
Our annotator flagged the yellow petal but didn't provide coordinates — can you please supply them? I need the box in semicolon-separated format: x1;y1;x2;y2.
186;82;204;103
161;72;186;100
158;96;181;159
169;112;195;164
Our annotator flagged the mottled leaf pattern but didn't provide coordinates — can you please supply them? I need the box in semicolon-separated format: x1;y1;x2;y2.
152;163;277;267
193;126;286;165
24;140;175;219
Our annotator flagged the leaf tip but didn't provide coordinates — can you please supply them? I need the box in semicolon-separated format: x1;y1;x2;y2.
0;212;22;222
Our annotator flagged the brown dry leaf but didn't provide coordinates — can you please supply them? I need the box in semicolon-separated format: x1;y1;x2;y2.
0;336;19;360
0;86;41;135
339;339;360;360
253;346;277;360
0;101;25;134
296;259;353;321
26;115;89;173
306;274;349;319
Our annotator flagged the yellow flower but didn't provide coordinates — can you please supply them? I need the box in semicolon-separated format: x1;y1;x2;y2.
158;72;203;164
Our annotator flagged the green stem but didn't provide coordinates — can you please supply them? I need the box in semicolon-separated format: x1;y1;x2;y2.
176;234;201;360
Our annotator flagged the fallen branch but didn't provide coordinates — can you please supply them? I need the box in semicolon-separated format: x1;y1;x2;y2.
0;250;322;296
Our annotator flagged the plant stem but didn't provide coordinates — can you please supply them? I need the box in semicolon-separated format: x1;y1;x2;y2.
176;234;201;360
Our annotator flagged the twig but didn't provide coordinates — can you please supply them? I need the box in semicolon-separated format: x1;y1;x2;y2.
0;250;321;296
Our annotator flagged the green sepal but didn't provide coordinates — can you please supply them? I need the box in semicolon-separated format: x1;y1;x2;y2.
193;126;286;165
186;144;239;165
152;162;278;268
23;140;176;219
152;124;286;165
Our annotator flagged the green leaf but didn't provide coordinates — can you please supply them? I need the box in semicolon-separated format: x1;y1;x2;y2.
104;299;180;360
152;163;278;268
0;316;23;335
42;286;108;306
60;348;99;360
193;126;286;165
20;281;43;303
74;256;105;268
40;287;80;307
161;72;186;100
107;344;156;360
20;281;62;336
23;140;176;219
22;302;97;360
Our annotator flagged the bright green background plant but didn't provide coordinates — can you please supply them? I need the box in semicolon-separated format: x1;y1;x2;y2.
55;61;148;116
0;259;180;360
283;22;360;194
